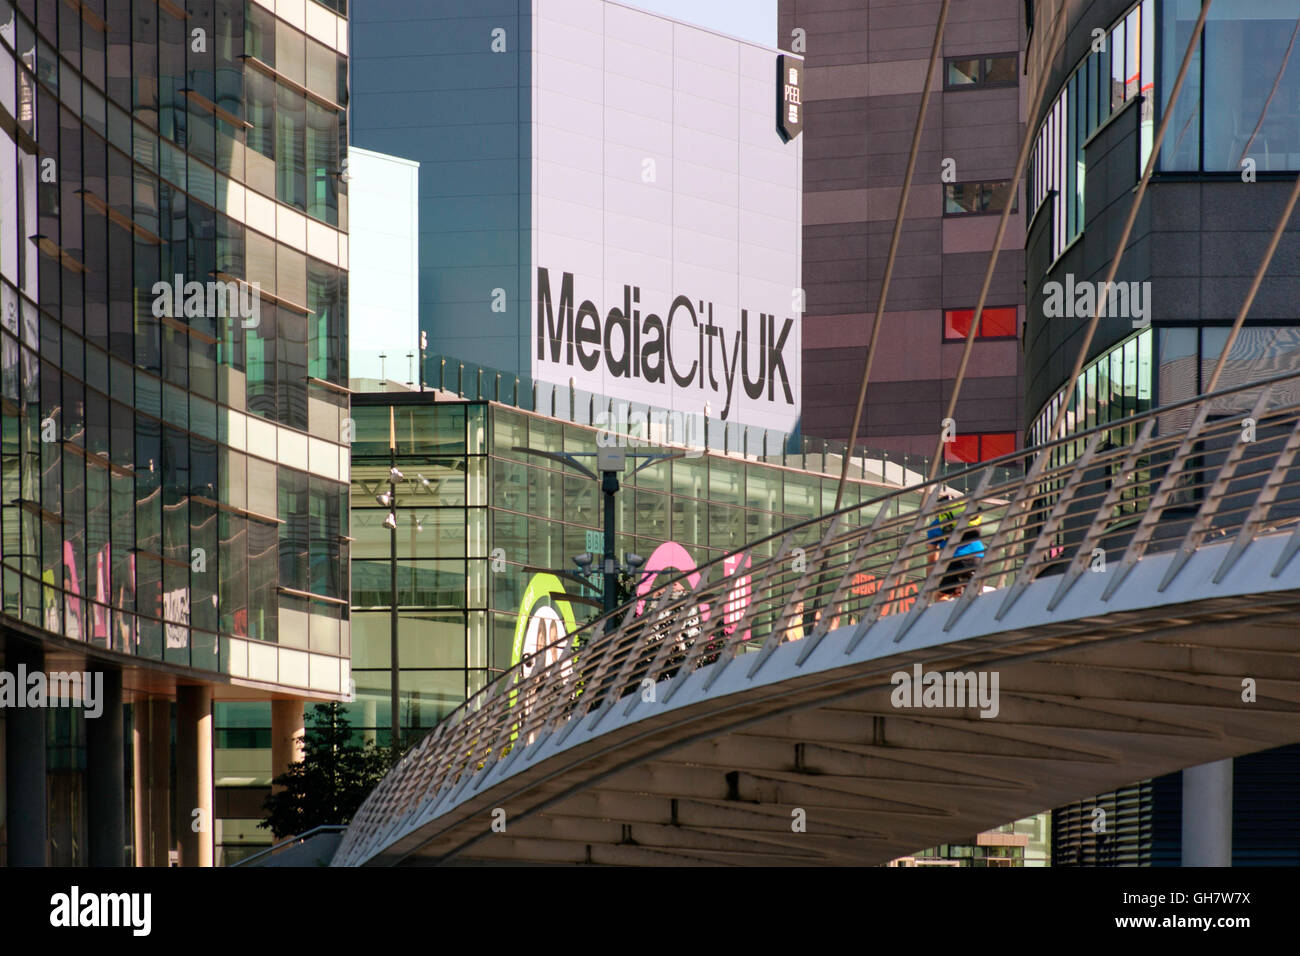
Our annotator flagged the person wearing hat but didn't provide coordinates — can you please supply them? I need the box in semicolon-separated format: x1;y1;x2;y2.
926;490;985;599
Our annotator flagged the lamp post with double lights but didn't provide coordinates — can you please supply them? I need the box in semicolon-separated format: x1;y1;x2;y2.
374;459;404;748
569;550;647;615
511;444;686;623
374;405;437;749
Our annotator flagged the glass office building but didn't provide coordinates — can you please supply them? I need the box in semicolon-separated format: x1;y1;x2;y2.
1026;0;1300;864
0;0;351;866
344;390;931;741
1024;0;1300;449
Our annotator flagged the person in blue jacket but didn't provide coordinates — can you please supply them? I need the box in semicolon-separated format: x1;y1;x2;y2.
926;491;985;598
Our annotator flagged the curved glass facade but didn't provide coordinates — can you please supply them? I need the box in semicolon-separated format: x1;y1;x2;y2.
1028;328;1152;450
1028;0;1154;264
0;0;350;683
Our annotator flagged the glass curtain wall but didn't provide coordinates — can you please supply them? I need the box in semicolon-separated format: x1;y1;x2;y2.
349;398;910;747
1029;0;1154;263
1161;0;1300;173
0;0;349;669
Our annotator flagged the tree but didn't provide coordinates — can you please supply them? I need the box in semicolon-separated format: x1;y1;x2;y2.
259;703;404;840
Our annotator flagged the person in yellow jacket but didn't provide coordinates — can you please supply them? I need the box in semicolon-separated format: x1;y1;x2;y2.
926;492;985;598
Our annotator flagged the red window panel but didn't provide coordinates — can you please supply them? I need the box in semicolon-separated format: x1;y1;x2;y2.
980;432;1016;460
944;309;976;339
943;307;1018;340
944;434;980;463
981;307;1017;337
944;432;1017;464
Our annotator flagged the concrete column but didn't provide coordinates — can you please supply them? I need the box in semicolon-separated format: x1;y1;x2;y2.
270;698;305;792
87;668;125;866
362;699;377;746
176;684;214;867
1182;758;1233;866
4;642;46;865
132;698;171;866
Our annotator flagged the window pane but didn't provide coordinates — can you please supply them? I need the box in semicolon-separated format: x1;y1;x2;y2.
981;433;1015;460
945;180;1014;214
305;38;337;102
246;68;275;160
1125;9;1141;100
1202;0;1300;172
246;3;275;67
944;434;979;463
1111;20;1125;110
984;54;1017;85
982;306;1017;337
944;309;975;339
1140;0;1155;167
947;58;979;86
275;20;305;88
306;101;338;224
276;83;306;210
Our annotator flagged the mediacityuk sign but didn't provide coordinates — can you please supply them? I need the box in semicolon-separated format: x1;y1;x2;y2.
535;267;796;425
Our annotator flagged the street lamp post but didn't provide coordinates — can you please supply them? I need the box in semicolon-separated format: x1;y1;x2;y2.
388;457;399;748
378;405;403;750
601;467;619;615
512;443;685;621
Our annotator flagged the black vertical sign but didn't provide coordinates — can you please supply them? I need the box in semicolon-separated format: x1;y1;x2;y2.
777;54;803;141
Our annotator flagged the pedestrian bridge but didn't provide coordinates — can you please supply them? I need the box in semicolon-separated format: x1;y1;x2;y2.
333;373;1300;866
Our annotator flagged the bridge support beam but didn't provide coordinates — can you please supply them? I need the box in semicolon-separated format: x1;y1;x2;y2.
1182;758;1232;867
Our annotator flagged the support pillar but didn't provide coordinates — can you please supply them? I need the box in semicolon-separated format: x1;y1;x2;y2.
270;698;305;791
1182;758;1233;866
176;684;214;867
4;642;46;865
362;699;377;746
132;698;171;866
87;668;125;866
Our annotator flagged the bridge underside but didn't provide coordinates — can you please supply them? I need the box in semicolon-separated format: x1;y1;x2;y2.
378;587;1300;866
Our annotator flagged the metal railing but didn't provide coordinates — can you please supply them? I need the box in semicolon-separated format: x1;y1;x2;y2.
335;370;1300;866
230;825;347;867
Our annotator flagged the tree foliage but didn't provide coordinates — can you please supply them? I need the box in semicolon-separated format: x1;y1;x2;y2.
259;703;404;840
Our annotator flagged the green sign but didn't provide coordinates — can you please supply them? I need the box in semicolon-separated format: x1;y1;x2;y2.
585;530;604;554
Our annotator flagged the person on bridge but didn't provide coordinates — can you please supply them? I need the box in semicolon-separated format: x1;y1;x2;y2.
927;491;985;599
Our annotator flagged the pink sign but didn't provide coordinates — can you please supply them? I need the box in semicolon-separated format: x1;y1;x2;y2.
634;541;753;640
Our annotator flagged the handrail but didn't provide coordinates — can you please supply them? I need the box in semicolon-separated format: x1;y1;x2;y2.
335;368;1300;866
229;824;347;867
374;366;1300;736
